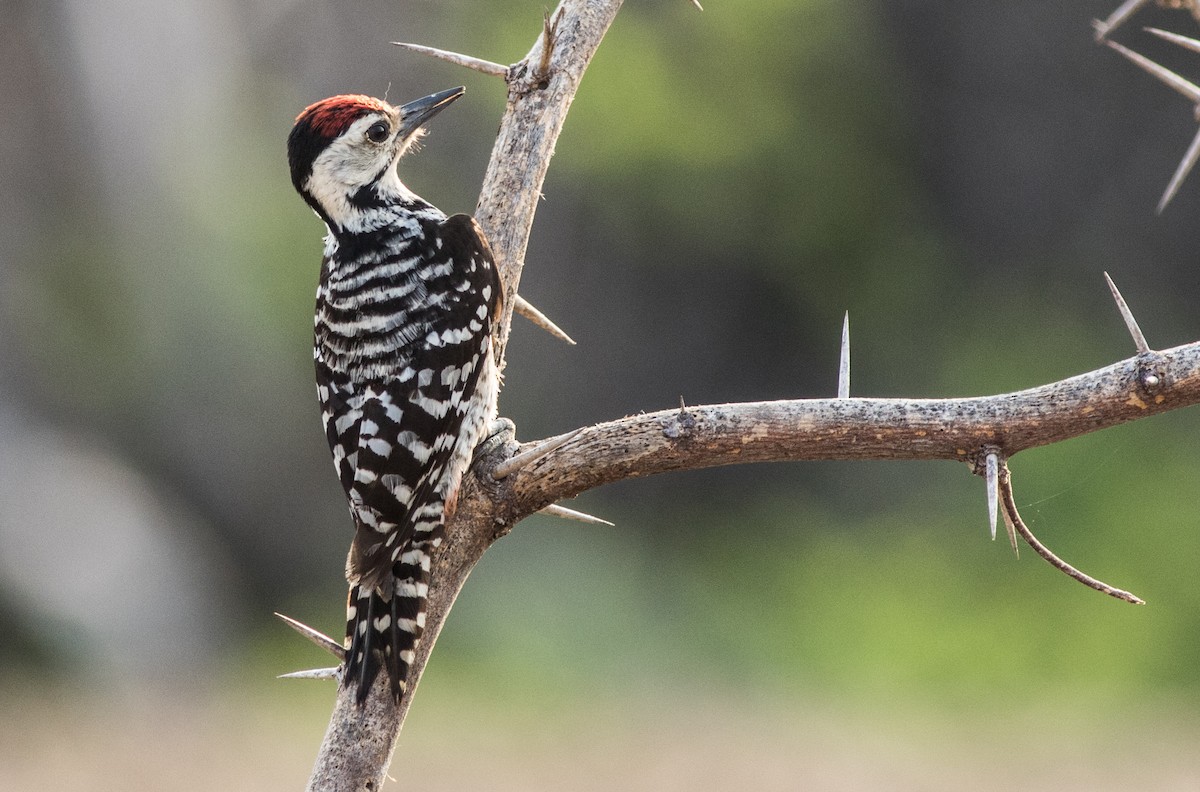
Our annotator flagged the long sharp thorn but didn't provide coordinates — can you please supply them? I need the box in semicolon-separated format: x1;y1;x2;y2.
837;311;851;399
278;667;341;681
1145;27;1200;57
1103;272;1151;354
1102;37;1200;104
492;427;585;479
514;294;576;345
985;452;999;541
1158;124;1200;212
539;503;615;526
275;612;346;661
391;42;508;78
1093;0;1150;40
688;0;704;10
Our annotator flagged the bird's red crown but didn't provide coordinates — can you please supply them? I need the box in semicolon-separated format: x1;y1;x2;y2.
296;94;391;139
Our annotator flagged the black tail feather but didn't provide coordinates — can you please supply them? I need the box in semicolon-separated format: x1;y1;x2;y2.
344;572;426;705
355;590;376;700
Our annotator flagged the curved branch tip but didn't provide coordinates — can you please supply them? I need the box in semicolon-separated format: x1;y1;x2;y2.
997;463;1144;605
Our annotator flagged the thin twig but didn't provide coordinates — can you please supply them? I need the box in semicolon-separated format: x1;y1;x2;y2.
392;42;508;78
1000;491;1019;556
996;463;1144;604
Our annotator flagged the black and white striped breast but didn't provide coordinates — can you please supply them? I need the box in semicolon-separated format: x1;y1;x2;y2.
313;207;500;538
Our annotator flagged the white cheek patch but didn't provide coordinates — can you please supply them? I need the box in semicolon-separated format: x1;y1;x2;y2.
305;114;400;226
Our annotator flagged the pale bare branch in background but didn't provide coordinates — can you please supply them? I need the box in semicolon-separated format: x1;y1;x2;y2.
1098;20;1200;209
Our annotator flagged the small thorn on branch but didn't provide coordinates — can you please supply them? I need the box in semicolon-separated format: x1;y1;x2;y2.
837;311;851;399
392;42;508;79
275;612;346;661
985;451;999;541
688;0;704;10
976;448;1014;551
513;294;576;344
1103;272;1151;354
492;427;585;480
997;463;1144;605
539;502;615;526
278;667;342;681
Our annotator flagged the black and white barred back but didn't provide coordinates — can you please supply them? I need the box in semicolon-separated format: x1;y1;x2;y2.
288;88;503;703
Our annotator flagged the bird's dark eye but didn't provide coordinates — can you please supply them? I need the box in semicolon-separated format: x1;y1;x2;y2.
365;121;390;143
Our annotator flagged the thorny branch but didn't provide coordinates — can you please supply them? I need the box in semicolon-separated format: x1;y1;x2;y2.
1096;3;1200;209
295;2;1200;789
302;2;628;790
1093;0;1200;42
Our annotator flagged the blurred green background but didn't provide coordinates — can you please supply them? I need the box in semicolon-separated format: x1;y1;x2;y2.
3;0;1200;788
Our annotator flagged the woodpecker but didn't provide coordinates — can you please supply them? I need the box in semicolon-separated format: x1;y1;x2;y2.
287;87;503;704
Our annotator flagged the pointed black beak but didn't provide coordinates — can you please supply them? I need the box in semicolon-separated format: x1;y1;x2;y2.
398;86;465;139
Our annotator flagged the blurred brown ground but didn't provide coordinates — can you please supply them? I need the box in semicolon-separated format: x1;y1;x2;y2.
4;687;1199;791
